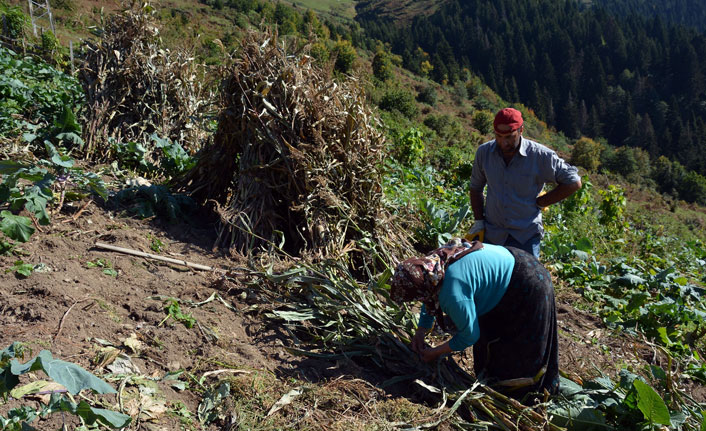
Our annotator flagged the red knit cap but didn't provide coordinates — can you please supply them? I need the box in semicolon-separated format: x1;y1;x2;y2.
493;108;523;133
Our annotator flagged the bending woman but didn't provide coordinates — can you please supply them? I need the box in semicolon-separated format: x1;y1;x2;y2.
390;239;559;401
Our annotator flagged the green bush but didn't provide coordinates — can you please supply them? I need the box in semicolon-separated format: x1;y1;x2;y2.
372;47;393;82
309;40;329;63
0;2;27;40
602;146;651;180
651;156;684;196
677;171;706;205
471;110;493;135
423;114;453;135
466;75;483;98
392;128;424;166
416;85;437;106
379;88;418;119
571;137;602;172
332;39;356;74
451;81;468;104
598;185;626;226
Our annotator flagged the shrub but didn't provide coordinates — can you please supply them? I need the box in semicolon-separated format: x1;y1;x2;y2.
571;137;602;172
416;85;437;106
423;114;453;135
332;38;356;74
0;2;27;40
380;88;418;119
602;146;651;180
372;47;393;82
309;40;329;63
452;81;468;104
677;171;706;205
392;128;424;166
471;110;493;135
466;75;483;98
651;156;684;195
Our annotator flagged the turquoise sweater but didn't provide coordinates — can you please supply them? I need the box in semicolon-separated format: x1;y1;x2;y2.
418;244;514;351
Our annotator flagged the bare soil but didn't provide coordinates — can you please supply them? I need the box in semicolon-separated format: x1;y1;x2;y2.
0;199;700;430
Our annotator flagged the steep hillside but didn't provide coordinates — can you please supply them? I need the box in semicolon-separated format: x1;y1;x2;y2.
357;0;706;189
588;0;706;32
2;1;706;430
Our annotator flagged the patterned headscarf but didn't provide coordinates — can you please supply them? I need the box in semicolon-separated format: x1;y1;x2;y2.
390;239;483;330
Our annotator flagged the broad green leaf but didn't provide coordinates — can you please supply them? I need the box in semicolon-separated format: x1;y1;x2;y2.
45;141;74;168
22;132;37;143
0;160;26;175
633;379;670;425
55;132;84;149
657;327;672;345
73;400;131;428
571;249;589;260
53;105;81;135
558;376;583;397
10;350;117;395
197;382;230;424
12;260;34;277
575;237;593;252
23;191;50;225
0;211;35;242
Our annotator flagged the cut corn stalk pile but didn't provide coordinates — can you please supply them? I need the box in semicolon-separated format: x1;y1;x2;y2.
79;6;212;159
231;259;564;430
181;29;411;267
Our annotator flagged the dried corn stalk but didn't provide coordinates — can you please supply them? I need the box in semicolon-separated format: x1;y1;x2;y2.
183;29;411;268
79;6;212;159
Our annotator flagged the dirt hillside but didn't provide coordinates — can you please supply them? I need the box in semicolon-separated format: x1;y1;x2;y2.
2;194;692;430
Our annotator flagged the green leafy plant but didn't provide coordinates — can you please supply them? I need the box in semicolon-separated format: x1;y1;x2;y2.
111;184;196;222
149;234;165;252
9;260;33;277
150;134;197;179
417;200;470;249
111;139;153;173
548;369;699;431
161;299;196;329
598;184;627;226
0;143;107;244
86;258;118;277
0;2;27;40
0;210;34;243
0;342;131;430
0;46;84;146
392;128;425;166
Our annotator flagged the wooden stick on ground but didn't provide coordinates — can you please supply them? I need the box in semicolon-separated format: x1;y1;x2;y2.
94;242;214;271
55;297;93;342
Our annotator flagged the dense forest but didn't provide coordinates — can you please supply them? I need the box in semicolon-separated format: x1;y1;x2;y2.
589;0;706;33
357;0;706;182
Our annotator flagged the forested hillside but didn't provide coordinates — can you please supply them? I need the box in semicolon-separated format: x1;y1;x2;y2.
589;0;706;33
357;0;706;191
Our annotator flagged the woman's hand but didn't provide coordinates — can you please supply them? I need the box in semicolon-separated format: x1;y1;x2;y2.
411;327;429;353
418;342;452;363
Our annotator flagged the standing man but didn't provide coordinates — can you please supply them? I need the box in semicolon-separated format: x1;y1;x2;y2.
468;108;582;258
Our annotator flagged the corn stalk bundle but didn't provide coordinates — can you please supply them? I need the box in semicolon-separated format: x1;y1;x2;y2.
183;29;411;267
237;261;563;431
78;7;212;159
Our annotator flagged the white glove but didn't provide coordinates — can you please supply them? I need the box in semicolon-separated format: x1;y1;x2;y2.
467;220;485;236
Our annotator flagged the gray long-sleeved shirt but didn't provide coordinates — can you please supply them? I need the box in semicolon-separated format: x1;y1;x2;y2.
470;137;580;244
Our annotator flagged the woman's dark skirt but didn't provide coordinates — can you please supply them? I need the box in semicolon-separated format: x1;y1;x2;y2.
472;246;559;403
